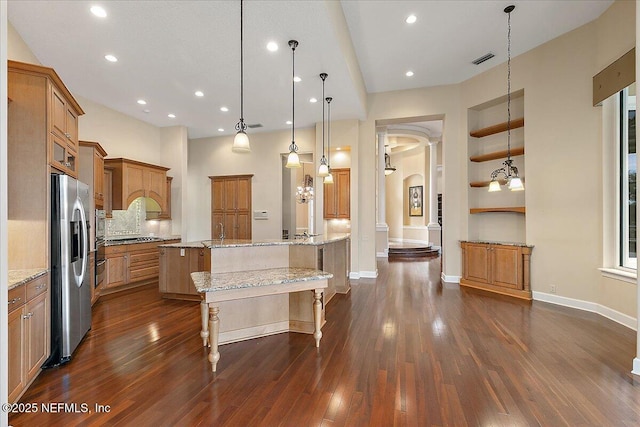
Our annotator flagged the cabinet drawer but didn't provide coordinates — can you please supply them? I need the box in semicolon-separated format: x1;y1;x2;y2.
26;274;49;301
8;286;26;313
129;251;159;265
129;265;159;281
105;245;128;255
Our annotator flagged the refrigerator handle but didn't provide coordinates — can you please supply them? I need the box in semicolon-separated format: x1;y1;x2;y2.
76;201;89;287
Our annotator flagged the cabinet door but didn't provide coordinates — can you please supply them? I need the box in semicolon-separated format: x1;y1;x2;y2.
51;85;67;139
146;167;166;205
491;245;521;289
464;243;490;284
159;177;172;219
104;168;113;217
223;212;237;239
94;150;105;208
124;163;146;205
8;307;24;403
224;179;237;211
236;177;251;211
236;211;251;240
336;170;350;219
50;132;77;177
66;107;78;150
212;213;224;239
106;254;128;287
324;180;337;219
211;179;225;212
25;292;48;381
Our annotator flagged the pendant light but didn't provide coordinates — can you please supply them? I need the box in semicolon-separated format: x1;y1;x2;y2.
285;40;301;168
488;5;524;192
324;96;334;184
318;73;330;177
384;152;396;175
232;0;250;153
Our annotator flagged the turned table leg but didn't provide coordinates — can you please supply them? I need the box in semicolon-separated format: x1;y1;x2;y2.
313;290;322;348
208;304;220;372
200;298;209;347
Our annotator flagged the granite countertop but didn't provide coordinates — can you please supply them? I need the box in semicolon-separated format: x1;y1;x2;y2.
191;267;333;293
9;268;49;291
160;233;350;249
105;235;181;246
460;240;533;248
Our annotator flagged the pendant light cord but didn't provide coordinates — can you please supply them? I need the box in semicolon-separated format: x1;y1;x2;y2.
291;43;296;149
322;76;326;158
240;0;244;122
506;7;512;161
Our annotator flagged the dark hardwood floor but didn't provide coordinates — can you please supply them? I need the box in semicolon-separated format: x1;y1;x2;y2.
9;257;640;426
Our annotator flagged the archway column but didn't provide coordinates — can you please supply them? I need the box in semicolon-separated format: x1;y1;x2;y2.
427;140;441;248
376;129;389;257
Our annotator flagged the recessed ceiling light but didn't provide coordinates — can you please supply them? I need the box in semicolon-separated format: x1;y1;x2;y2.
137;99;147;105
406;71;414;77
293;76;301;83
104;54;117;62
168;113;176;118
336;147;342;151
195;91;204;97
218;128;224;132
220;106;229;112
90;5;107;18
309;98;318;103
286;120;292;125
406;14;417;24
143;109;150;114
267;41;278;52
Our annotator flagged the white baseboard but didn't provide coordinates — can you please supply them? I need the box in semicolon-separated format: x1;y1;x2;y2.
360;270;378;279
349;271;360;279
219;321;290;345
376;251;388;258
633;358;640;376
441;272;460;284
533;291;637;331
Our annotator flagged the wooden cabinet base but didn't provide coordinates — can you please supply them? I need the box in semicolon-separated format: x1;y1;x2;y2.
459;278;532;300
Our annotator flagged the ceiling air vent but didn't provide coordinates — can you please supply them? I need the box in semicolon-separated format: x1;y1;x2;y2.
247;123;263;129
472;53;495;65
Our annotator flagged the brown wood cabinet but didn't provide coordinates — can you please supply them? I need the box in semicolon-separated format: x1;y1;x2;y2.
104;158;170;211
8;61;84;270
324;168;350;219
159;246;211;299
8;273;49;403
460;241;533;300
79;141;108;209
147;176;173;220
104;240;181;293
104;167;113;218
210;175;253;240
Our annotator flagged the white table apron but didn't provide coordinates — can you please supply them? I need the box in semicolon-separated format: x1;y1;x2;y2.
191;268;331;373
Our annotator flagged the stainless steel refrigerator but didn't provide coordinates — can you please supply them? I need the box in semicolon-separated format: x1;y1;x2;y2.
44;174;92;367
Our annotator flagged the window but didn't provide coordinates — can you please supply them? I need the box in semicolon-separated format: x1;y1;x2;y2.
619;84;636;269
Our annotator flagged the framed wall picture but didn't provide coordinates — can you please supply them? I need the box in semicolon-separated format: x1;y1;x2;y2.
409;185;423;217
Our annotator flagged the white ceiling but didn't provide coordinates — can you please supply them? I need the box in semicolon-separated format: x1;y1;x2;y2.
8;0;612;140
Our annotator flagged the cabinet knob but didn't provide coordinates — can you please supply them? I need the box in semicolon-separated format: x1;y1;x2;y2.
22;312;32;319
8;297;21;305
65;132;71;138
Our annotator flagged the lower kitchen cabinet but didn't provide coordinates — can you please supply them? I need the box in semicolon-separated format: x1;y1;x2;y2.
8;273;49;403
460;241;533;300
104;240;180;294
159;246;211;300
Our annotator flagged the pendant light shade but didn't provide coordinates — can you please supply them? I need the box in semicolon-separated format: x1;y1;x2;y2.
285;40;301;168
318;73;330;177
324;96;333;183
232;0;250;153
488;5;524;192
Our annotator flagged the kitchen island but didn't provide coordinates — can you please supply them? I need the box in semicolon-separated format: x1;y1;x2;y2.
159;233;350;345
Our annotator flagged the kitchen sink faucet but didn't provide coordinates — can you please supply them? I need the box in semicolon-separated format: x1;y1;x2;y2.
218;222;225;240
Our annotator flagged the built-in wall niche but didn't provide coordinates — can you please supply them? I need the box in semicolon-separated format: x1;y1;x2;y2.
467;90;526;243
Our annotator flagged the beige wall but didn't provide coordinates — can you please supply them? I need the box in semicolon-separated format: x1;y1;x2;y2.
7;20;39;64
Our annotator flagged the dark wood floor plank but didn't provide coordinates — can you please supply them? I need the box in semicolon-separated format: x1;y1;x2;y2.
9;258;640;426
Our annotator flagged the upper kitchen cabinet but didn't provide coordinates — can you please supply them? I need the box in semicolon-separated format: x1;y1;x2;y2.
104;158;170;214
7;60;84;270
324;168;350;219
79;141;108;210
8;60;84;179
210;175;253;240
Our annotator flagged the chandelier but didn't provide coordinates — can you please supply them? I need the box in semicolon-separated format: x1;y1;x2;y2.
296;162;314;204
488;5;524;192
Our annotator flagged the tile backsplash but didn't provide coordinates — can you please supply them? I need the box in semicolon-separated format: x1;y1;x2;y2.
106;198;172;237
